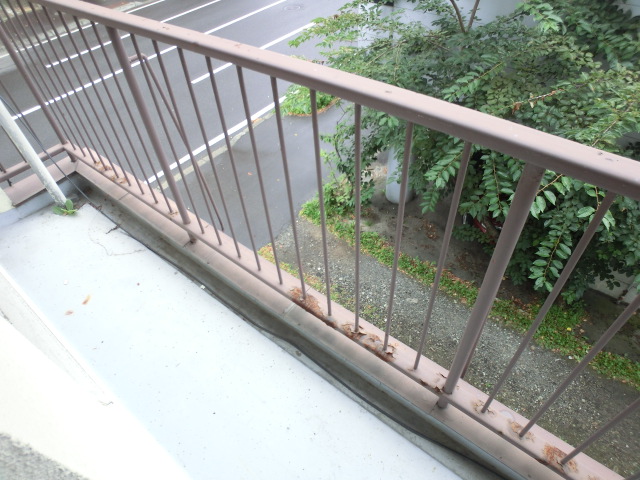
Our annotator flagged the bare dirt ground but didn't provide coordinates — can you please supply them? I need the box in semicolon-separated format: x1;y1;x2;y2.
272;161;639;477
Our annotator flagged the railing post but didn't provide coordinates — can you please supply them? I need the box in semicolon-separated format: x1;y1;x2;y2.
0;22;67;144
106;27;193;232
439;162;545;407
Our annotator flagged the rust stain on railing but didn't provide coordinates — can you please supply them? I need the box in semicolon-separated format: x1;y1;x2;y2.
1;1;637;478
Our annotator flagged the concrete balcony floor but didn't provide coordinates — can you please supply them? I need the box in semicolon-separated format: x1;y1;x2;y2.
0;193;498;480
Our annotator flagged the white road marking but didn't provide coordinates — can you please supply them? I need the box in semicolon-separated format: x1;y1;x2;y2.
0;0;164;60
15;0;294;120
191;22;313;84
203;0;286;35
45;0;225;68
147;95;286;184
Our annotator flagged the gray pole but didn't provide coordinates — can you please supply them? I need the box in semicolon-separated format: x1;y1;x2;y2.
0;99;67;206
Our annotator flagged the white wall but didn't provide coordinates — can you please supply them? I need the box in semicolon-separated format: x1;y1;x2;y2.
389;0;639;25
388;0;521;25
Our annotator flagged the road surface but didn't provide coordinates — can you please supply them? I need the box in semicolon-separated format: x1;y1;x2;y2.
0;0;348;246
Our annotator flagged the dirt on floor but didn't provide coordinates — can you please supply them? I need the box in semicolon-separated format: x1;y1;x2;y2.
272;160;639;477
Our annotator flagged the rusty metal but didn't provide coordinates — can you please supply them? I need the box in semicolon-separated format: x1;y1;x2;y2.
1;2;638;479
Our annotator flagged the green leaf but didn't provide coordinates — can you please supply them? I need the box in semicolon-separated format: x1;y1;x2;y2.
576;206;595;218
543;190;557;205
530;202;540;219
538;247;551;258
560;176;573;191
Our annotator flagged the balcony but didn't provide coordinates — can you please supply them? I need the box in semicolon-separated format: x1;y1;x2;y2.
0;1;638;479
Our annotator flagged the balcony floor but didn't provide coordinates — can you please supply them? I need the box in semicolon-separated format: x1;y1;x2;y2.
0;196;498;479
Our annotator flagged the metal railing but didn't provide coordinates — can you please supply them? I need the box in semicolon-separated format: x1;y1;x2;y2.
1;1;638;479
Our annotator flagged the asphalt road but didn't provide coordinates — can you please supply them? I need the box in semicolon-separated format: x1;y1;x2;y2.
0;0;347;246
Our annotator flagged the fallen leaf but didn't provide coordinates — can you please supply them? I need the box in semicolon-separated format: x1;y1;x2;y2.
82;294;91;305
65;310;74;315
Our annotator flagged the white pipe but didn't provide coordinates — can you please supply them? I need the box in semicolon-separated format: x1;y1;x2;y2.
0;99;67;206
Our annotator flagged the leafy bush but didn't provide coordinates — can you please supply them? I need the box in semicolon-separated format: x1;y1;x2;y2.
291;0;640;302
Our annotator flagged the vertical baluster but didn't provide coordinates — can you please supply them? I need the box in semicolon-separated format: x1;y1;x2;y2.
199;61;259;264
354;104;362;331
107;27;193;235
414;141;472;369
234;62;282;285
178;48;241;254
440;162;545;407
310;89;332;316
562;397;640;465
44;9;121;177
152;44;223;243
482;191;617;412
383;122;414;351
0;5;69;147
90;22;157;200
270;76;306;295
519;294;640;437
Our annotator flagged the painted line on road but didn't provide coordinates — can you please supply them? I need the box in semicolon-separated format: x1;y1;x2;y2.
45;0;225;69
157;111;274;191
0;0;164;61
122;0;289;70
15;0;295;120
12;70;122;121
203;0;286;35
147;95;286;184
191;22;313;84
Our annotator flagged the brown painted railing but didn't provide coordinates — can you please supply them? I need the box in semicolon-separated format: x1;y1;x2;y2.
1;1;638;479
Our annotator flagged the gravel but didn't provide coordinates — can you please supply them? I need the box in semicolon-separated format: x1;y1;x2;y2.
272;179;639;476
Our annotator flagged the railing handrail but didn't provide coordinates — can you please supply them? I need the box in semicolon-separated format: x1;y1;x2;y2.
32;0;640;200
3;2;638;478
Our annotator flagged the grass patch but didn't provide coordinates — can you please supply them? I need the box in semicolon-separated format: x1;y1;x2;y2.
296;198;640;389
280;84;337;116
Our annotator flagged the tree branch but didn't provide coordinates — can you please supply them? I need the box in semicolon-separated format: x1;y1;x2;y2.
466;0;481;31
447;0;466;33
